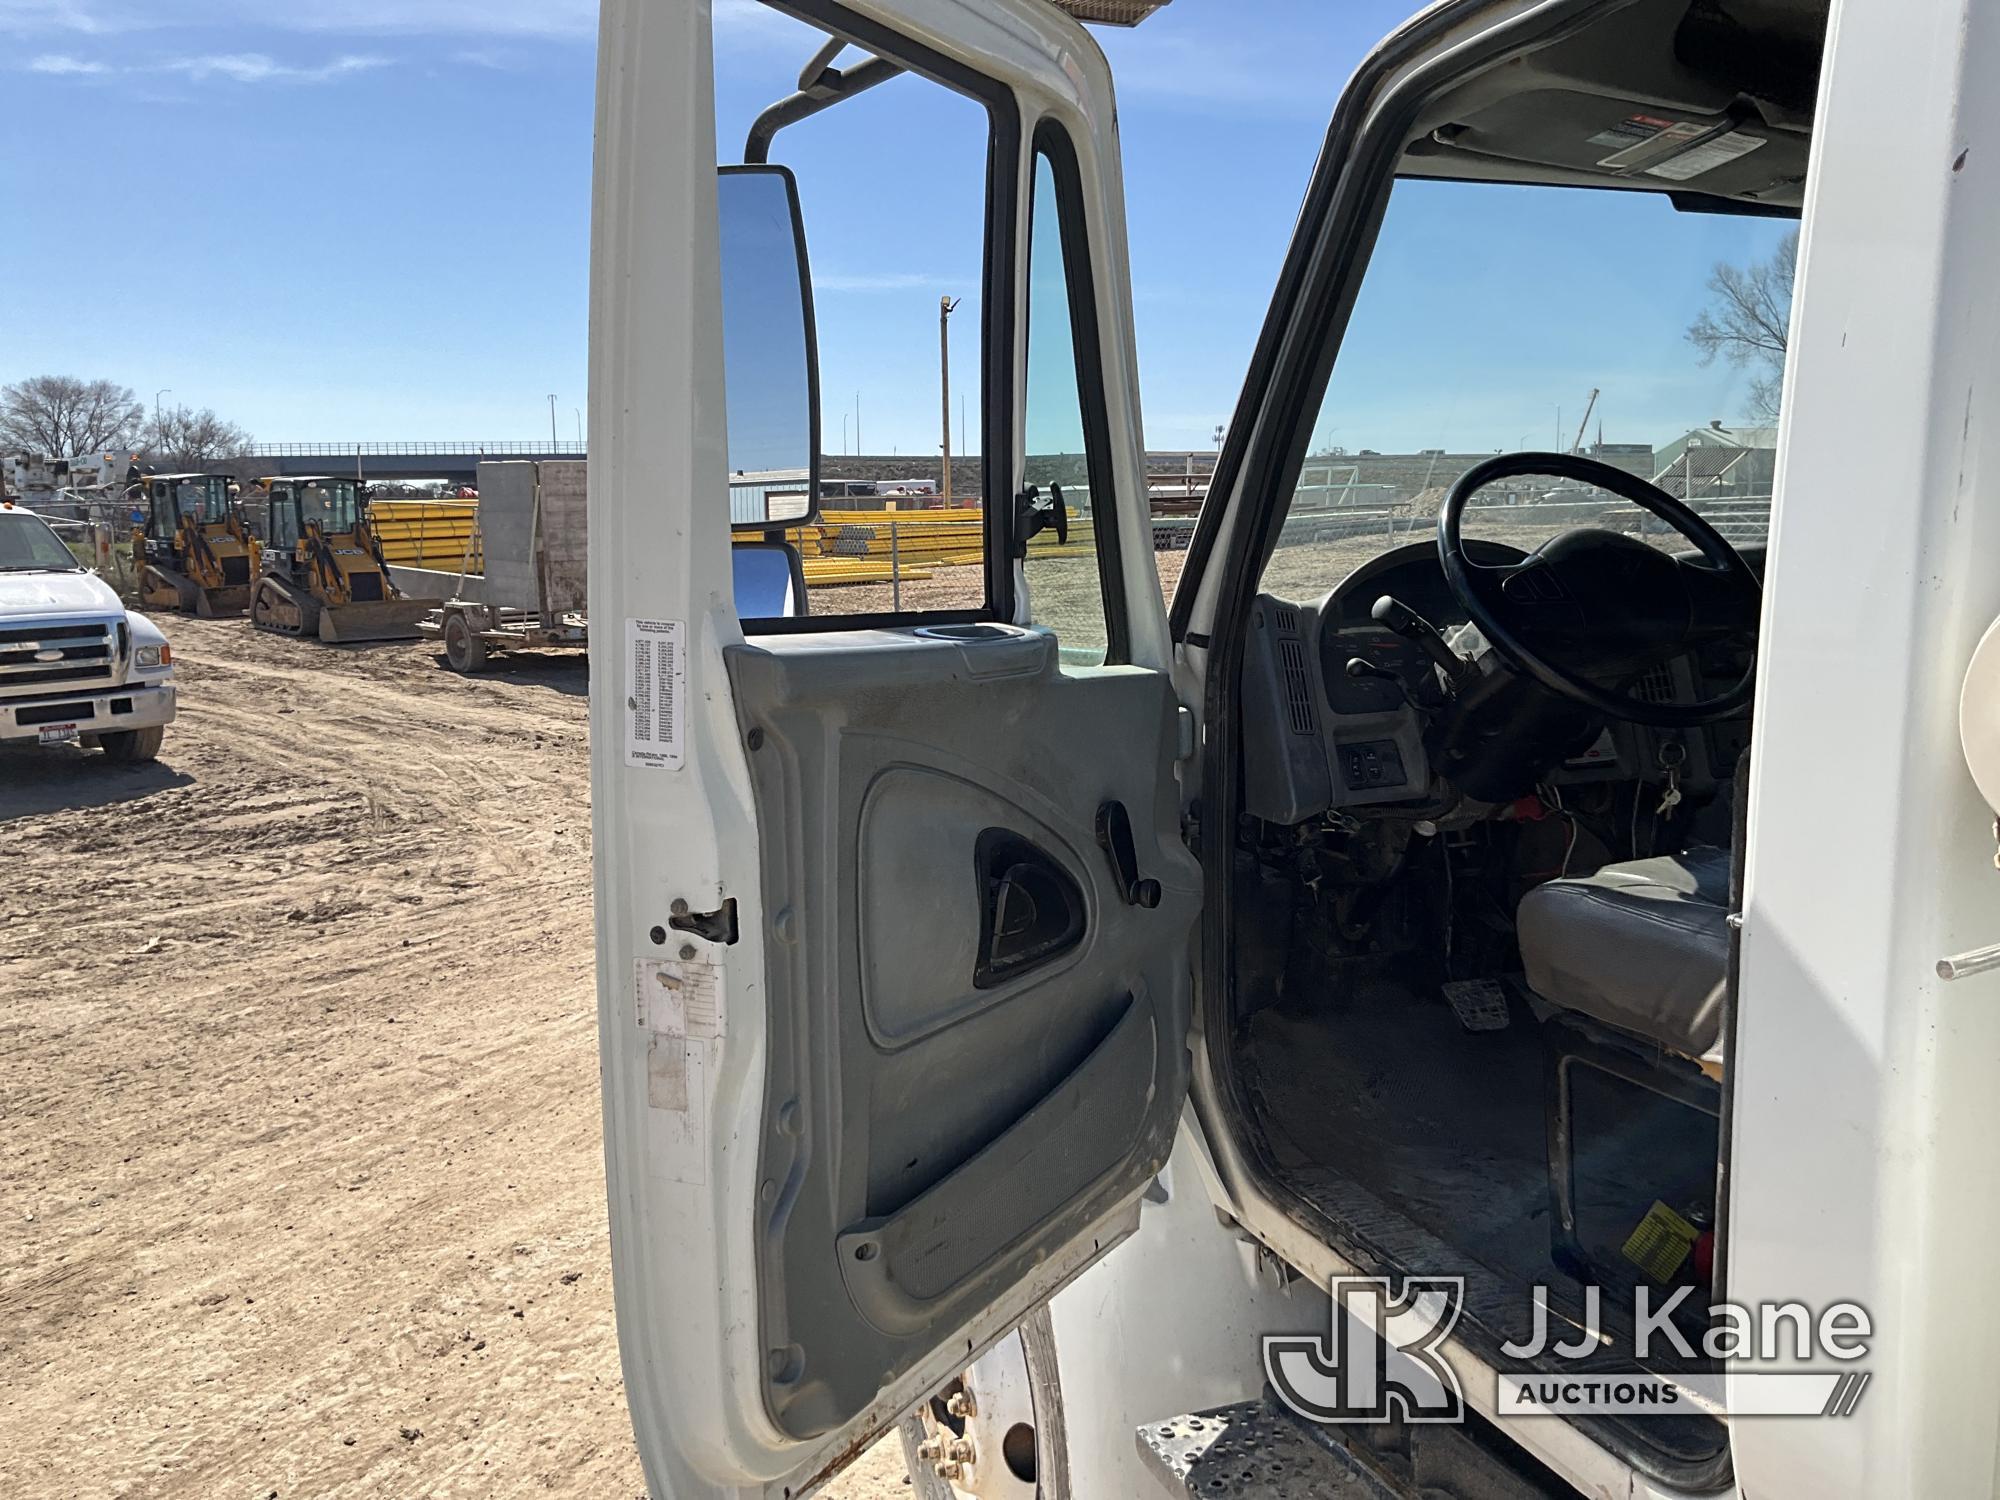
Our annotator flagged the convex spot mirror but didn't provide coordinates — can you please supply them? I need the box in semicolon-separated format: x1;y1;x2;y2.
719;165;820;532
733;540;809;620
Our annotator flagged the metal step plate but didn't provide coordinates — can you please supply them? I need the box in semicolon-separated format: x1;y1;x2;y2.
1137;1404;1396;1499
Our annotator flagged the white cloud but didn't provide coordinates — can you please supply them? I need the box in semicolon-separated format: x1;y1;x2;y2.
158;51;389;84
450;46;517;71
246;0;596;39
4;0;600;41
28;50;107;73
0;0;120;36
25;47;394;84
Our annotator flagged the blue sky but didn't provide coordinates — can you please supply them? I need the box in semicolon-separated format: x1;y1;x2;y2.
2;0;1787;457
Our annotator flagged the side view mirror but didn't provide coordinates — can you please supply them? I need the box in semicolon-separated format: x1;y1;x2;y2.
719;165;819;531
733;539;808;620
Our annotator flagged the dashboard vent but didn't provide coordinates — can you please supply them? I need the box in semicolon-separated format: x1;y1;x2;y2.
1277;637;1316;737
1272;604;1300;635
1635;662;1678;705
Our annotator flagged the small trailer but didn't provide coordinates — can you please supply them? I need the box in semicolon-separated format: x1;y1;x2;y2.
419;459;589;673
429;599;587;673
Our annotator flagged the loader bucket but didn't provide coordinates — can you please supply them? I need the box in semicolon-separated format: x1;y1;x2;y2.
316;597;440;644
195;585;253;618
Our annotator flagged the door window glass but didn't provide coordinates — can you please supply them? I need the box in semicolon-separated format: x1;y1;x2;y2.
1021;144;1115;667
715;6;997;620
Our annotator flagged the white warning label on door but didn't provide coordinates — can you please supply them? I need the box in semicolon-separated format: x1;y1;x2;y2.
625;618;687;770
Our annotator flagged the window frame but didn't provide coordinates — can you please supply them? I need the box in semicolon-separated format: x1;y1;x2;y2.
739;0;1025;635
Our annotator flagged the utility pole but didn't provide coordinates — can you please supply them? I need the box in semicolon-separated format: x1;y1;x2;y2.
548;394;559;451
940;296;961;504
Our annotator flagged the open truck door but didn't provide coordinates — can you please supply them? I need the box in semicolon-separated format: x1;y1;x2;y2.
588;1;1196;1494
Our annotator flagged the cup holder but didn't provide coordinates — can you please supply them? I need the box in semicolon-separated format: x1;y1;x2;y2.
913;623;1019;642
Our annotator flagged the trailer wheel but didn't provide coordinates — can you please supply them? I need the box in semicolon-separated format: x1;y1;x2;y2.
100;726;165;763
443;612;490;673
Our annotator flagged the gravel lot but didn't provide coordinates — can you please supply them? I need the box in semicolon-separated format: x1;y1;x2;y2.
0;617;906;1499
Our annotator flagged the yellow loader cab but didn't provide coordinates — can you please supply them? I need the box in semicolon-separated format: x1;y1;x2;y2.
249;476;438;644
133;472;260;617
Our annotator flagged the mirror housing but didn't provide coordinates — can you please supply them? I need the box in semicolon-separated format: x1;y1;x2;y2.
1960;615;2000;816
719;165;820;531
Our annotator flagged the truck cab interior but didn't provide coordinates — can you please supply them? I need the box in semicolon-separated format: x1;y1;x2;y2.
1202;0;1827;1481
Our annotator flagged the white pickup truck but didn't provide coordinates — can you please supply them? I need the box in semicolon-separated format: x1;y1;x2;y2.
0;503;176;762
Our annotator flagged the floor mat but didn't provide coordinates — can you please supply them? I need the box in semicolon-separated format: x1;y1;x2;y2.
1241;979;1719;1305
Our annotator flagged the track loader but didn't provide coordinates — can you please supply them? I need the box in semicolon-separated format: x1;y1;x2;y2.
249;477;437;643
133;473;260;617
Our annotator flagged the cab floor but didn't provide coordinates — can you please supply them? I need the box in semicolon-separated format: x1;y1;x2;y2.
1238;976;1719;1330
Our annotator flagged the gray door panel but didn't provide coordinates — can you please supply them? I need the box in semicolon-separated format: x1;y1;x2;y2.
727;627;1197;1440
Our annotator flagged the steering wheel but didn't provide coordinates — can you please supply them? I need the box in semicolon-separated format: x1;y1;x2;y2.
1437;452;1761;728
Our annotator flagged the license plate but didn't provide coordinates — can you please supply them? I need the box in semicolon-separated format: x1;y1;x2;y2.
38;724;80;745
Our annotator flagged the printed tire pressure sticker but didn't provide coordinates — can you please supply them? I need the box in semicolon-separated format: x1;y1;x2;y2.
625;618;687;770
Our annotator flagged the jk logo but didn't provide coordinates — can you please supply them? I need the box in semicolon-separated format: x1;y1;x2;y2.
1265;1277;1467;1424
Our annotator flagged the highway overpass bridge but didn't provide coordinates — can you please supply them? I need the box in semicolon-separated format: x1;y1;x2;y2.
239;443;586;487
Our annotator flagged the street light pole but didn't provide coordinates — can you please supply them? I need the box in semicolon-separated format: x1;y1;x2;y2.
549;394;559;451
940;297;960;505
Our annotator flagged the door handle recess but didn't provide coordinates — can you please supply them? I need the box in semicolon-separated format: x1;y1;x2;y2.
1096;800;1162;909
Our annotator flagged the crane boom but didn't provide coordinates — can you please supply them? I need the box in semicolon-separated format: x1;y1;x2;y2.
1569;388;1600;454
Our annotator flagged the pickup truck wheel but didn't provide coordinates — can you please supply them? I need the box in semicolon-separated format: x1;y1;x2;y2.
100;725;165;763
443;612;490;673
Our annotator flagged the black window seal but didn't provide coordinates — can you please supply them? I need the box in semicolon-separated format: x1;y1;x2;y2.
1024;118;1130;666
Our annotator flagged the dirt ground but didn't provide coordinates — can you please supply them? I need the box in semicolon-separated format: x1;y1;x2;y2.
0;617;908;1499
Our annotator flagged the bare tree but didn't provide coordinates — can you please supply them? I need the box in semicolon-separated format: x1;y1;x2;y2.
1686;229;1798;422
0;375;146;457
143;405;252;473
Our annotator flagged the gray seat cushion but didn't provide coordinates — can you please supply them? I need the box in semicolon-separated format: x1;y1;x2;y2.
1517;847;1731;1058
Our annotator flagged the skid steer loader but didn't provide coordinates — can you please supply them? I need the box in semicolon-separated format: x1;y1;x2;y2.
249;477;438;643
132;473;260;617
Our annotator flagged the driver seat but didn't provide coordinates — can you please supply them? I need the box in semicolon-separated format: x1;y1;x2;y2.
1517;845;1731;1066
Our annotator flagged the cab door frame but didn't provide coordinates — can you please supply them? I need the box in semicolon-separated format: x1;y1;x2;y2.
588;3;1192;1495
1165;0;1728;1494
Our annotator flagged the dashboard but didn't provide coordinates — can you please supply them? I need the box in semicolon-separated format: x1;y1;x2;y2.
1240;540;1757;824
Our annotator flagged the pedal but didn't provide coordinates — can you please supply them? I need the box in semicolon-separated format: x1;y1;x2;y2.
1441;978;1511;1033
